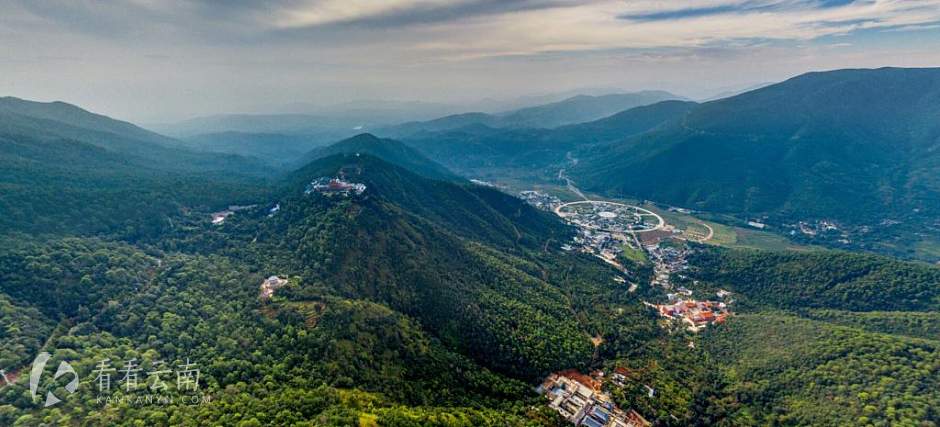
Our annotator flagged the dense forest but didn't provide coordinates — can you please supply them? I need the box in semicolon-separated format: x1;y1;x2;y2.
0;153;742;426
691;246;940;426
688;247;940;312
704;314;940;426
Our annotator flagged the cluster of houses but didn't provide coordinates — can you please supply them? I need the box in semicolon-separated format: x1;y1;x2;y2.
645;244;689;289
562;209;643;234
650;298;731;332
539;370;650;427
519;190;563;212
573;229;624;258
305;177;367;196
784;219;841;237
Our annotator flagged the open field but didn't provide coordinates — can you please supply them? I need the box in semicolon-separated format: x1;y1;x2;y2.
621;244;648;264
647;204;813;251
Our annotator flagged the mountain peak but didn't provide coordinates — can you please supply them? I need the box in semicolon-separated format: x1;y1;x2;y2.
343;132;383;144
299;133;458;181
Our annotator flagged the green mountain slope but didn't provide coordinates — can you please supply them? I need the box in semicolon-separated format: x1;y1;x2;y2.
689;246;940;312
0;236;551;426
0;97;176;147
704;313;940;426
0;98;271;238
380;112;498;138
0;97;267;172
0;153;649;425
215;155;615;379
573;68;940;226
689;245;940;426
549;100;698;144
281;154;567;247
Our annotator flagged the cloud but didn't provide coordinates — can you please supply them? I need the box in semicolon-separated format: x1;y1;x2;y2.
4;0;939;57
271;0;576;28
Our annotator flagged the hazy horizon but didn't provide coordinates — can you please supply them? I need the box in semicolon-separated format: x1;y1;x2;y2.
3;0;940;123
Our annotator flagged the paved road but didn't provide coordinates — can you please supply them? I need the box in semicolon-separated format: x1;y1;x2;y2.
558;168;588;201
554;200;665;233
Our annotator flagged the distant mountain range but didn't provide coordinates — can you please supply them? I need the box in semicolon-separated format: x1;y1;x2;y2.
0;96;264;172
297;133;459;182
0;96;178;159
701;82;774;101
3;71;940;426
151;113;367;139
150;90;682;166
380;91;683;137
179;131;329;167
4;67;940;257
393;100;698;181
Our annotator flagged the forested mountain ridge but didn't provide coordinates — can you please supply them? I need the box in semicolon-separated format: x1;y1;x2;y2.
0;235;561;425
0;97;177;147
135;154;608;382
549;100;698;144
0;96;268;172
703;312;940;425
0;152;680;425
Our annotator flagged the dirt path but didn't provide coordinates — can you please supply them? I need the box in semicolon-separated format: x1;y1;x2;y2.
701;223;714;241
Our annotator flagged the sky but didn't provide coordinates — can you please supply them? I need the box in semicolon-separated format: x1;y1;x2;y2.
2;0;940;123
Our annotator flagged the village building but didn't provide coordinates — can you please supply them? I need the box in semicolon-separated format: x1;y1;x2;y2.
210;204;258;225
211;211;232;225
306;177;366;196
539;371;651;427
651;299;731;332
260;275;289;300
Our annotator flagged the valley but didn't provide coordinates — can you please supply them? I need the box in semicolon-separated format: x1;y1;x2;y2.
1;67;939;427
